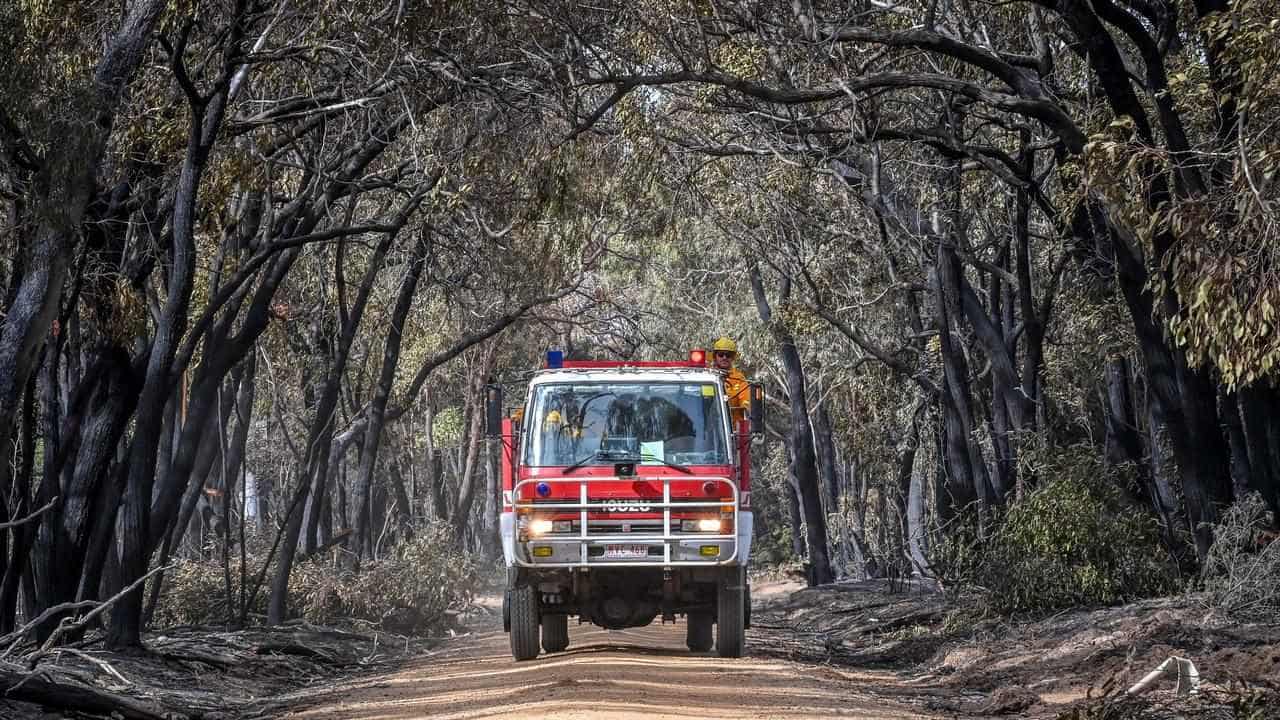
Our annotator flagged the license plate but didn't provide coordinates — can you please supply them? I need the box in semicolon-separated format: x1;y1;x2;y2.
603;544;648;559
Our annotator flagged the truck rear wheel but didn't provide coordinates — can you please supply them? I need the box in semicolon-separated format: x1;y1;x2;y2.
686;611;713;652
509;585;540;661
542;613;569;653
716;567;745;658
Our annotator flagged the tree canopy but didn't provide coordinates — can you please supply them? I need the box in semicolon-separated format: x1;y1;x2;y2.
0;0;1277;658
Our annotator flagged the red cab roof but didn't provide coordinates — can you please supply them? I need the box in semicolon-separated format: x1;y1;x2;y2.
552;360;706;369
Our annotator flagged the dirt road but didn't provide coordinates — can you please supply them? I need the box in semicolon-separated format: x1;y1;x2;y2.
287;615;931;720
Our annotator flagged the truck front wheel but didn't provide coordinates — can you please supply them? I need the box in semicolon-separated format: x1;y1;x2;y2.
542;613;569;653
716;567;745;658
509;584;540;661
686;611;713;652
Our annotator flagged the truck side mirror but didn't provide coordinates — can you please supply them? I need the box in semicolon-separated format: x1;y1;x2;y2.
748;383;765;435
485;383;504;438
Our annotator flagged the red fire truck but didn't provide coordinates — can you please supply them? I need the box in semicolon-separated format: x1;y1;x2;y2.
487;349;762;660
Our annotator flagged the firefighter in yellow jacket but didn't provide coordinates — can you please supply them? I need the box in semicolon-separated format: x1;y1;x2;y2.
710;336;749;424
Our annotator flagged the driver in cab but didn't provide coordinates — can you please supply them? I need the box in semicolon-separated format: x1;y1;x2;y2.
542;395;585;465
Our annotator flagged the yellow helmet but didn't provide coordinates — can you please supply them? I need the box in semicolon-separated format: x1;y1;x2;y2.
544;409;563;424
712;336;738;354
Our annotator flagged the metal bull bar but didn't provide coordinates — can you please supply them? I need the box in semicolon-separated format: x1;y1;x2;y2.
511;476;740;567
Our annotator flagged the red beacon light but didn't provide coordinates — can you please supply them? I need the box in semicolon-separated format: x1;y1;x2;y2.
689;348;706;365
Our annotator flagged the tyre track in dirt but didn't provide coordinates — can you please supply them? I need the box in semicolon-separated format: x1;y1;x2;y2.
284;616;932;720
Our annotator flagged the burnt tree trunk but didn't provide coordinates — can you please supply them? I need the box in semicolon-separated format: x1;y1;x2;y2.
750;264;834;586
268;226;398;623
934;255;987;518
109;14;249;644
1221;390;1251;503
41;348;137;640
351;231;431;563
812;395;841;518
452;368;488;542
0;374;39;633
1102;357;1144;467
0;0;169;492
1239;384;1280;523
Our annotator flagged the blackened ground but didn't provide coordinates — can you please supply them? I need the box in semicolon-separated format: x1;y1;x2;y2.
284;576;1280;720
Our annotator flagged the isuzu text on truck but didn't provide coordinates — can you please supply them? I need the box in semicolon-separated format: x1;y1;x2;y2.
486;349;763;660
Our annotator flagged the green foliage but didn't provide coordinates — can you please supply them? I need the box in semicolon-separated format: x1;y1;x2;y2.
936;448;1177;614
985;461;1176;613
1080;0;1280;389
431;406;465;448
1198;494;1280;621
748;447;801;566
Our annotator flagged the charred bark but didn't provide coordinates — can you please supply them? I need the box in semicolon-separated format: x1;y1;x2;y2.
40;347;137;640
268;224;398;622
1239;384;1280;524
351;231;431;562
934;247;990;516
109;8;250;645
0;374;38;633
750;264;834;585
0;0;168;488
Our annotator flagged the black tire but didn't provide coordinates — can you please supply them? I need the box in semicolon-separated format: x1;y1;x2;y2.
542;613;570;653
686;611;713;652
744;581;752;630
716;567;746;658
509;584;540;661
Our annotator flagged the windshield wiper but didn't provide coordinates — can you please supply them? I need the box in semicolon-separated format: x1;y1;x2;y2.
562;450;629;474
637;453;692;474
561;450;691;475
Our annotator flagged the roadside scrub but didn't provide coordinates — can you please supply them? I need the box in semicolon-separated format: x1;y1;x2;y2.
749;489;1280;718
0;526;481;719
155;524;477;633
932;447;1179;615
1197;493;1280;623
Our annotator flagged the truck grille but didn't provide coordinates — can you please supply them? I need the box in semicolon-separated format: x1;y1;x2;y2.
511;475;740;567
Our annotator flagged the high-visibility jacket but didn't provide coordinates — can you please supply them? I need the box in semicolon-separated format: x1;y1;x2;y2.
721;367;749;424
545;410;582;438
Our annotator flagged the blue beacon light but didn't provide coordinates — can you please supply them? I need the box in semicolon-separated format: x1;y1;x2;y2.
536;482;552;497
546;350;564;368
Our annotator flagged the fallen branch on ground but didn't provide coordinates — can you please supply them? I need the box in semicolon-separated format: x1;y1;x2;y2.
0;564;171;658
0;665;168;720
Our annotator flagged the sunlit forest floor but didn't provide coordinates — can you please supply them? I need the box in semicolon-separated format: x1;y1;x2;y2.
4;577;1277;719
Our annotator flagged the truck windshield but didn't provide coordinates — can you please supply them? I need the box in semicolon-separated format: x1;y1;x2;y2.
524;382;730;468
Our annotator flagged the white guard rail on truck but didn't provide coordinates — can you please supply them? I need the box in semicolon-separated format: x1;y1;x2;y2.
511;476;739;568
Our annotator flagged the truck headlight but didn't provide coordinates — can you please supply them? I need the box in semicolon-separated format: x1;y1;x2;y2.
681;518;722;532
529;519;571;536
